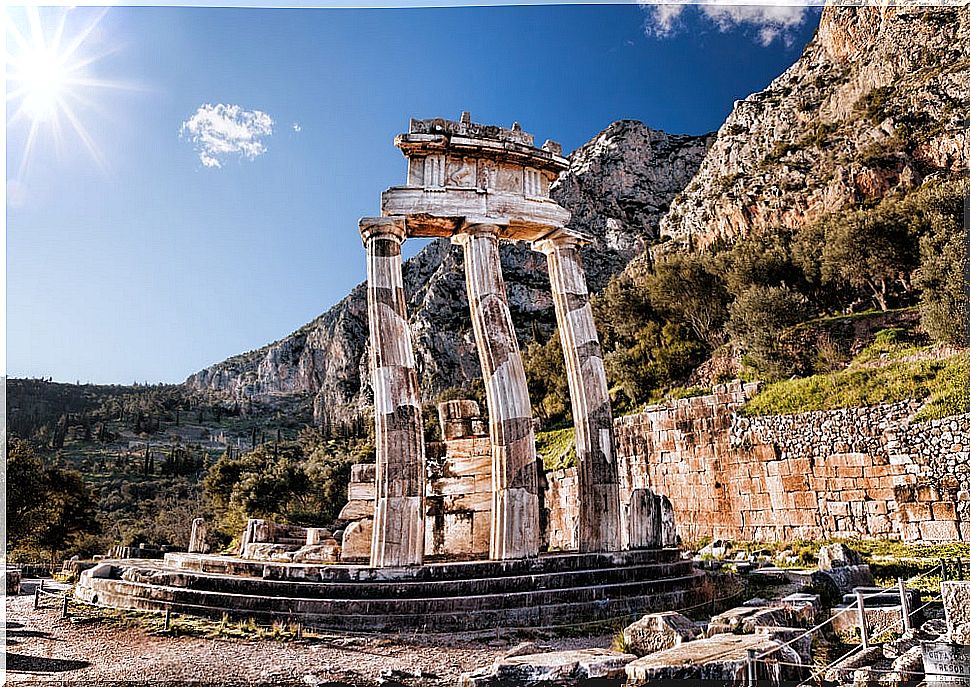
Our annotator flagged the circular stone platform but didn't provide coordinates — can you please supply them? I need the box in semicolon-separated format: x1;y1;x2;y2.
75;549;709;633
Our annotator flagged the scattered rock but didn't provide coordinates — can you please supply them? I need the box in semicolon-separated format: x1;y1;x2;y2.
460;648;636;687
622;611;703;656
699;540;733;559
625;633;803;685
818;544;864;571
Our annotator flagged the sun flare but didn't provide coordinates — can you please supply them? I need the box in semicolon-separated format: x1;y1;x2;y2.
6;7;131;174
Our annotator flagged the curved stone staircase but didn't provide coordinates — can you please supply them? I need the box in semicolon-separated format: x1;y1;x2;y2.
75;549;709;633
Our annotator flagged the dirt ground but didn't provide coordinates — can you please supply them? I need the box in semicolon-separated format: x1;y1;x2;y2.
3;580;613;686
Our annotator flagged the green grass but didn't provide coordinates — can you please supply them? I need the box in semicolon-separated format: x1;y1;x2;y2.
535;427;576;471
742;351;969;420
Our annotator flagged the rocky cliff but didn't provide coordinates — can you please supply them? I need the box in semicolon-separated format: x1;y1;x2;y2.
660;5;970;248
185;122;713;424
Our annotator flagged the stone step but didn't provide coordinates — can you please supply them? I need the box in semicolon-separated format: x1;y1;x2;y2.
118;559;696;600
76;570;709;632
87;570;703;615
162;548;682;582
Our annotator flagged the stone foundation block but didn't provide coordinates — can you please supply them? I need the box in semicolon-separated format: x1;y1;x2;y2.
460;648;636;687
622;611;703;656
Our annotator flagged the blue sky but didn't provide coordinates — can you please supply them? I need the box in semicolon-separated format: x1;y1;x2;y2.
6;4;821;384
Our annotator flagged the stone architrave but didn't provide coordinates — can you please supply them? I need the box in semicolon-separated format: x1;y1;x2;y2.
454;223;541;560
188;517;208;554
534;235;620;552
360;217;426;567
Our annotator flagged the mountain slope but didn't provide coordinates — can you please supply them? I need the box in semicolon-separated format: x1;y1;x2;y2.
660;4;970;248
186;122;713;424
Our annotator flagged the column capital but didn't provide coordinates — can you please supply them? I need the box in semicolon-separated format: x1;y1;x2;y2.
531;229;590;255
359;216;406;245
451;219;504;246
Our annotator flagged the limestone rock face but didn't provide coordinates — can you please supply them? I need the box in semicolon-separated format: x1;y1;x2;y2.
660;5;970;249
184;122;712;424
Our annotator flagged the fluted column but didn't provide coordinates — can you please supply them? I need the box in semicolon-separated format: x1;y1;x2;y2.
453;223;541;560
360;217;425;567
534;235;620;552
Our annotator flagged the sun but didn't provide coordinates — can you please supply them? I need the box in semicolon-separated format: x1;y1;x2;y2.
6;7;127;174
17;45;70;121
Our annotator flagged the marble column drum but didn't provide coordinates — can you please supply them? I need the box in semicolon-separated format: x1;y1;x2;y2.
535;236;621;552
454;224;541;560
360;217;426;567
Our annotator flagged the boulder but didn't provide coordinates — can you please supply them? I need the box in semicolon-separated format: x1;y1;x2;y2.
460;648;636;687
622;611;703;656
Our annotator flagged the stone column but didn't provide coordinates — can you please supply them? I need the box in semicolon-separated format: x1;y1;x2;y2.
360;217;425;567
188;517;208;554
453;223;541;560
534;235;620;552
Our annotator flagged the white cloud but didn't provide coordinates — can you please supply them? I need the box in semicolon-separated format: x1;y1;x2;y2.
641;1;812;46
645;3;688;36
179;103;274;169
292;122;302;132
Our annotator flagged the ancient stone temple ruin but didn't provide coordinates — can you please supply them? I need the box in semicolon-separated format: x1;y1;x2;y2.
74;115;707;632
361;113;620;566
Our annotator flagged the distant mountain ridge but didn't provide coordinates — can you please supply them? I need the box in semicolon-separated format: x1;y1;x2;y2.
185;121;714;424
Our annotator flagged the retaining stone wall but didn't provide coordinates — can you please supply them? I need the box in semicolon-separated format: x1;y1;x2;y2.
606;381;970;544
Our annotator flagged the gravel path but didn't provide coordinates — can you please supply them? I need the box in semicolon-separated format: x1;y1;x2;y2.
4;582;612;686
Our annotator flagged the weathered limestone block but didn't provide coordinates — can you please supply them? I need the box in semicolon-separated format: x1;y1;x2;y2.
305;528;333;546
5;568;22;596
819;543;864;570
361;218;426;568
942;581;970;630
241;543;296;561
351;463;376;483
454;224;540;560
659;495;677;547
815;564;875;594
460;648;636;687
340;518;373;562
535;235;620;552
627;488;658;549
188;517;208;554
240;518;307;552
291;541;340;563
708;605;791;635
755;627;813;663
625;634;803;685
337;500;374;521
438;399;486;440
622;611;703;656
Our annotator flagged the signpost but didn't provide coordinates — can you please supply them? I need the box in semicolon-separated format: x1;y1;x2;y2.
923;641;970;684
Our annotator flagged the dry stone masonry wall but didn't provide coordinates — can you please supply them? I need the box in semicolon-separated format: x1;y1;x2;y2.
611;382;970;544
